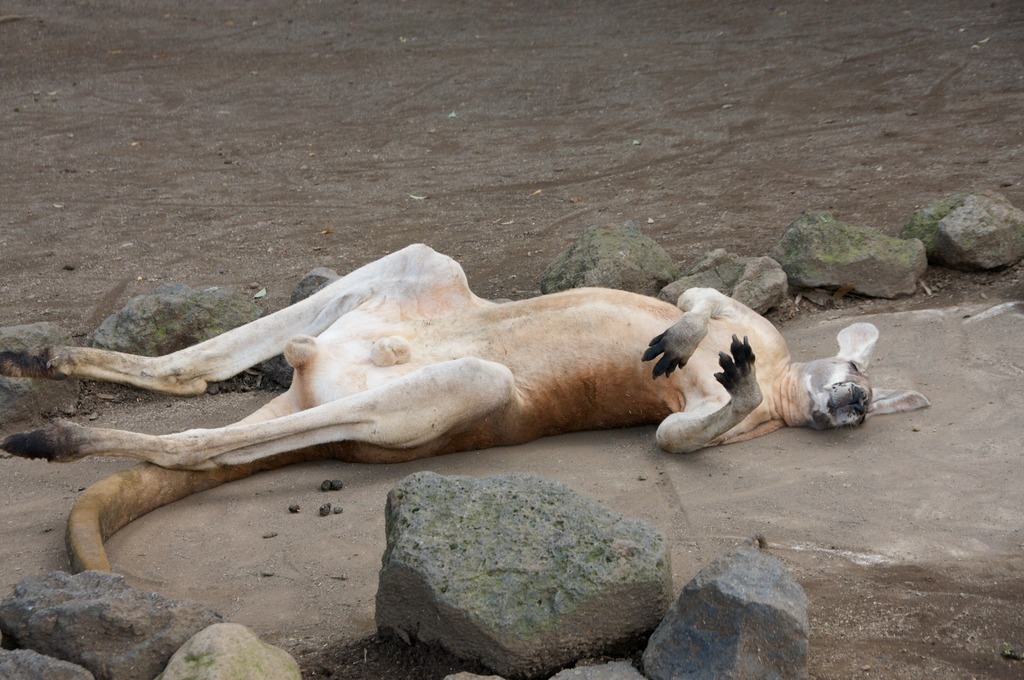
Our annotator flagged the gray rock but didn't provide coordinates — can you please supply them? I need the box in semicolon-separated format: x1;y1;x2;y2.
771;211;926;298
442;674;506;680
900;192;1024;270
90;283;261;356
255;353;294;389
540;223;680;296
0;570;223;680
256;267;342;389
898;193;969;253
0;649;96;680
290;266;340;305
731;256;790;314
155;623;300;680
376;472;672;679
642;537;808;680
660;250;788;314
549;660;645;679
0;323;79;423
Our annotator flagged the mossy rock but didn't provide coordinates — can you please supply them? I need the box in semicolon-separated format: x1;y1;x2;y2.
540;223;680;296
376;472;672;678
900;193;968;252
901;192;1024;269
90;283;262;356
156;623;300;680
771;211;926;298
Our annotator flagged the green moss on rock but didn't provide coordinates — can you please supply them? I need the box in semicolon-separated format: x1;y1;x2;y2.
900;193;968;253
771;211;926;298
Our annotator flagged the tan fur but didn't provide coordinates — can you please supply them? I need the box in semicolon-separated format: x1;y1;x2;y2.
0;244;928;571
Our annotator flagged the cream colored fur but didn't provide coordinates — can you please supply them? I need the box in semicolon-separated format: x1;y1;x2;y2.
0;244;928;570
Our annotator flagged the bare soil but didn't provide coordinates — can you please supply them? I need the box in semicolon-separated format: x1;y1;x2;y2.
1;2;1023;678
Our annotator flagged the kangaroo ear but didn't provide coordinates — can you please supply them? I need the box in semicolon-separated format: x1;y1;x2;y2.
836;322;879;367
868;388;930;417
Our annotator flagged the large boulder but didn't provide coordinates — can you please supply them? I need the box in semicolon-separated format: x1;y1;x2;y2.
90;283;261;356
659;250;789;314
900;192;1024;270
0;571;223;680
771;211;926;298
0;323;79;423
156;623;300;680
376;472;673;679
540;223;680;296
642;537;808;680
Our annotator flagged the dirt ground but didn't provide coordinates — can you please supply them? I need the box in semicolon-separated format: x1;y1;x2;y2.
1;1;1023;678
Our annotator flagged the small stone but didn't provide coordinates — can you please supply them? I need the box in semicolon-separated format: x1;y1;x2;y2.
320;480;333;491
1001;642;1023;660
319;503;332;516
330;479;344;490
288;504;300;513
157;622;300;680
333;506;344;514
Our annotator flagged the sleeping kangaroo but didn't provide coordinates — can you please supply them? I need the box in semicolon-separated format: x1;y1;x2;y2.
0;244;928;571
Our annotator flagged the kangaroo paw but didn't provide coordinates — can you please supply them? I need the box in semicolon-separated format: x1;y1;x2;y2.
2;422;85;462
0;348;65;380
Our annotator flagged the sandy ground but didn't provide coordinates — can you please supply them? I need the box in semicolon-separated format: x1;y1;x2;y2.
7;302;1024;679
2;1;1024;678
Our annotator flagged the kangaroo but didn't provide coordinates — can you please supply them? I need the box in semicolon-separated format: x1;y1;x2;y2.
0;244;928;571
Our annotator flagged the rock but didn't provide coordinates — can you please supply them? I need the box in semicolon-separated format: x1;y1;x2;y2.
290;266;339;304
0;649;96;680
257;267;342;389
771;211;926;298
900;192;1024;270
90;283;261;356
155;623;300;680
731;256;790;313
540;223;680;296
376;472;672;679
659;250;788;314
642;537;809;680
0;323;79;423
0;570;223;680
549;660;646;679
443;674;506;680
255;353;293;389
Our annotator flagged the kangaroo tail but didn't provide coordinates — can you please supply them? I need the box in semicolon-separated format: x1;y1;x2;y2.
66;450;322;572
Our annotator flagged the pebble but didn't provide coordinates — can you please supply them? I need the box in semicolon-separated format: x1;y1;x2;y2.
321;479;344;491
288;504;300;513
319;503;332;516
